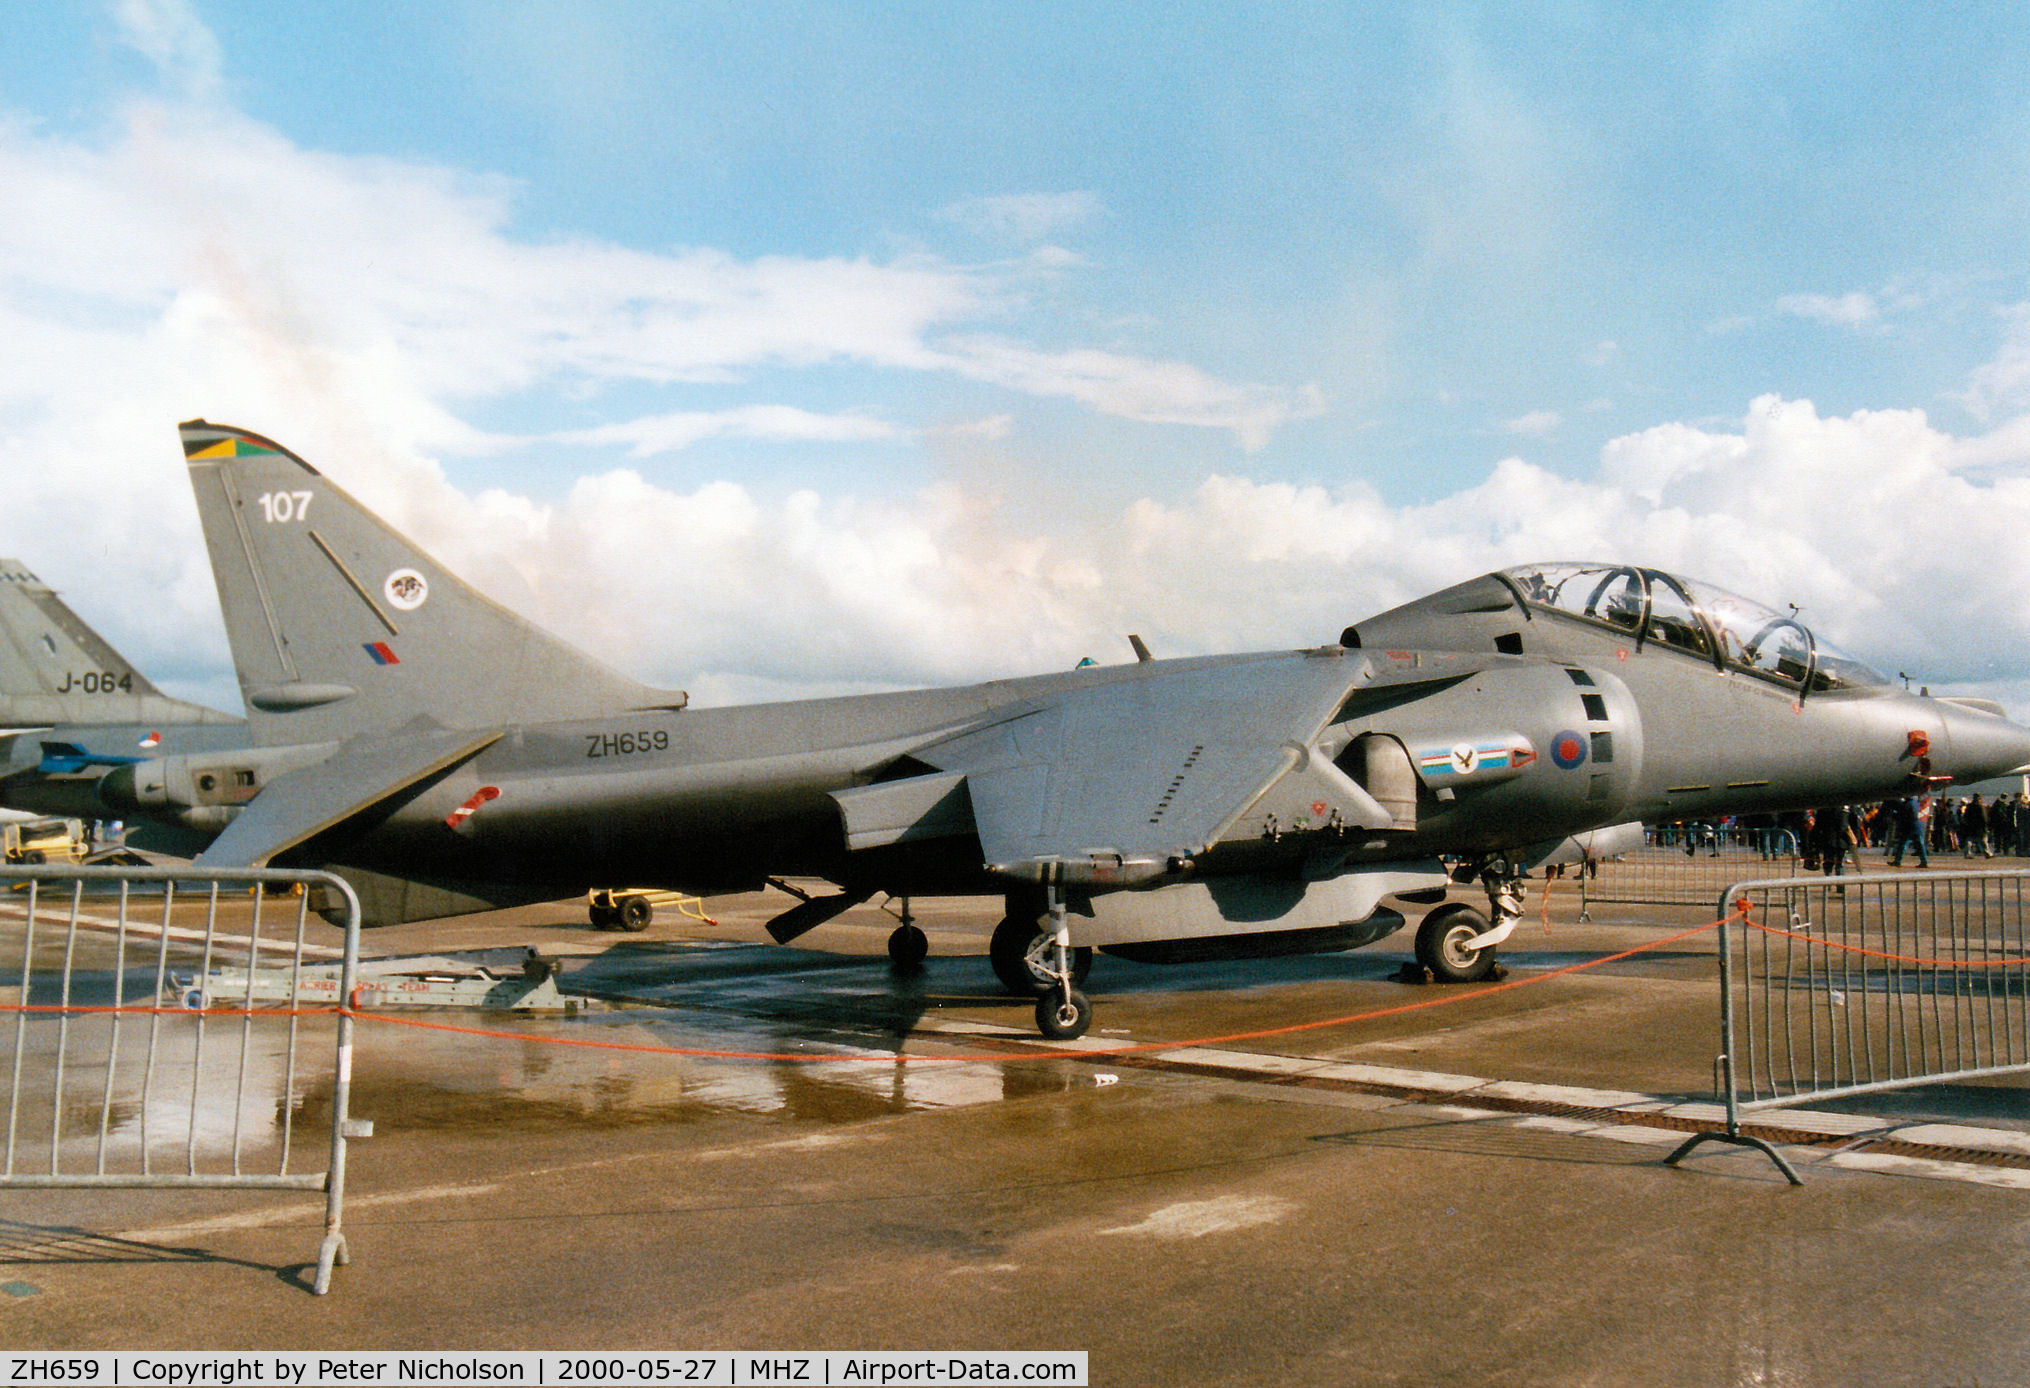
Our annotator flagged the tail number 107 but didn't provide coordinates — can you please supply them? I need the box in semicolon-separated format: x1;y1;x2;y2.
257;491;314;523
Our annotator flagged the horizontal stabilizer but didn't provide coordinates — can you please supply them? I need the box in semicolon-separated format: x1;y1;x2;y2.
195;727;502;868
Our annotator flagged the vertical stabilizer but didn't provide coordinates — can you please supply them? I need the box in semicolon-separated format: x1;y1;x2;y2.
180;420;687;744
0;560;239;730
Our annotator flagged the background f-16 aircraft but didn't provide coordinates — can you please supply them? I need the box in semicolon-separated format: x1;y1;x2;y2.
0;559;246;855
62;420;2030;1037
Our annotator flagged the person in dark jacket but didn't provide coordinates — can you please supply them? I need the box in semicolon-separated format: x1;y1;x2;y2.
1887;795;1929;868
1963;794;1991;858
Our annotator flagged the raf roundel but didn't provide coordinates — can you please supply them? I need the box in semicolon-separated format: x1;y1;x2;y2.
384;568;429;611
1550;729;1588;770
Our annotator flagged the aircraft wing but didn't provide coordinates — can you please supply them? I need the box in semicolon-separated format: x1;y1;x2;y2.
195;728;503;869
907;651;1433;886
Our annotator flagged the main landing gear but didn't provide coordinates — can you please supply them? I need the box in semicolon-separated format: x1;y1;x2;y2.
989;909;1092;997
993;887;1093;1040
1414;862;1526;984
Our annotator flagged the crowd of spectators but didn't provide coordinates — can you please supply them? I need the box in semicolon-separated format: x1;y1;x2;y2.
1658;793;2030;874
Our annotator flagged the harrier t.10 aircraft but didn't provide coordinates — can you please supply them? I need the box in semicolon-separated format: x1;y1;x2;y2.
0;559;246;853
92;420;2030;1038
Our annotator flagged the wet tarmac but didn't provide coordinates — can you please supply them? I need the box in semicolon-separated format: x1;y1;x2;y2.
5;876;2030;1384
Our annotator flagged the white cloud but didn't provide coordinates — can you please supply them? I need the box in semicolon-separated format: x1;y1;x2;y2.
1777;291;1880;329
115;0;223;101
937;337;1325;451
1957;302;2030;424
555;407;906;458
941;192;1103;244
1502;409;1561;437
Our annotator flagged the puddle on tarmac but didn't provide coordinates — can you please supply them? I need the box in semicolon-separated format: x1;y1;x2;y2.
0;955;1092;1175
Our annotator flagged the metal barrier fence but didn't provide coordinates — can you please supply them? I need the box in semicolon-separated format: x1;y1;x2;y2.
1667;870;2030;1182
1578;826;1801;917
0;865;365;1293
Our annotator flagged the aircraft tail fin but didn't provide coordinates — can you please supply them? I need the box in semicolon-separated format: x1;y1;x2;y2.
180;420;687;743
0;559;238;731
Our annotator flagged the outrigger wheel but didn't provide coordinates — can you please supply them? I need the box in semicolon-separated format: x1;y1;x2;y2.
1414;902;1498;983
989;911;1091;996
887;923;929;971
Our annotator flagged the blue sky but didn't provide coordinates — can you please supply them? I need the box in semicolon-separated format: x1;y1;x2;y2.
5;2;2030;711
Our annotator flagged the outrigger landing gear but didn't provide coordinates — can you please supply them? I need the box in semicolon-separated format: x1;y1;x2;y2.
1415;860;1526;983
885;896;929;972
1031;885;1092;1041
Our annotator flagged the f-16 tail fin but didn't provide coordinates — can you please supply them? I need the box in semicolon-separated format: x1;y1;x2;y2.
0;559;239;731
180;420;687;744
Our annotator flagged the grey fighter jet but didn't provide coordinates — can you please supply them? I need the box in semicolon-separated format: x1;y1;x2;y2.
92;421;2030;1038
0;559;246;852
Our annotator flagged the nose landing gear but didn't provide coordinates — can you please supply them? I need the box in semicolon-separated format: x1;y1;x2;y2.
1415;861;1526;983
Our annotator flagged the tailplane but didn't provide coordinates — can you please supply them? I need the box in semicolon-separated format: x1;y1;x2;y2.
0;560;239;731
181;420;687;744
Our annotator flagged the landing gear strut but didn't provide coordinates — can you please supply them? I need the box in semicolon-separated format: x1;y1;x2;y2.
989;906;1092;996
1030;885;1092;1041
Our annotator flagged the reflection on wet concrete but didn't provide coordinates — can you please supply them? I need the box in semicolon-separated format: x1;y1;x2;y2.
1;916;1119;1180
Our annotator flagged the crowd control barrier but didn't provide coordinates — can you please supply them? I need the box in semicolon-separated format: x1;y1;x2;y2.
1578;826;1801;918
0;865;365;1293
1667;870;2030;1182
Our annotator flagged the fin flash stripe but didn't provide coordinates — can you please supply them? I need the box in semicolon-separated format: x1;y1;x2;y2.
184;437;284;460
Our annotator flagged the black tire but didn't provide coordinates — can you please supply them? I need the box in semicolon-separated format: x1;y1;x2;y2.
989;913;1092;996
19;850;44;865
1035;987;1093;1041
1415;903;1496;983
588;904;620;930
887;923;929;971
617;895;654;932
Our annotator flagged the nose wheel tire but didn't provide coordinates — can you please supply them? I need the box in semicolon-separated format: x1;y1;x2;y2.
1415;903;1497;983
1036;988;1092;1040
990;914;1091;995
887;923;929;971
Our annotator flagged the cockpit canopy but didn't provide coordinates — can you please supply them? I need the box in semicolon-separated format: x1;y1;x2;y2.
1499;563;1887;692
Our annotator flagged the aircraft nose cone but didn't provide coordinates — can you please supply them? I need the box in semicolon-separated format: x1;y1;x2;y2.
1937;704;2030;785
